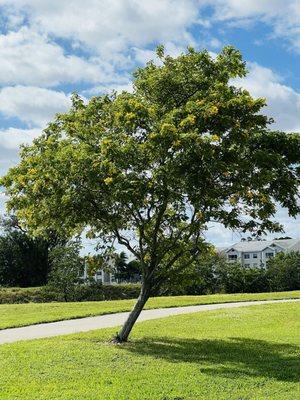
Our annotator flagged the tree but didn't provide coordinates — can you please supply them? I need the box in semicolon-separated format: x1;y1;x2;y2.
217;261;268;293
115;252;141;283
1;46;300;342
0;215;69;287
0;215;50;287
114;251;128;281
126;259;142;282
47;239;83;301
266;251;300;291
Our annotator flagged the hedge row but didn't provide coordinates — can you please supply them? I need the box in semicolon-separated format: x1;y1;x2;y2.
0;283;141;304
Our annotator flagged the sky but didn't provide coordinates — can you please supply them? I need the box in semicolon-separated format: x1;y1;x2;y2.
0;0;299;252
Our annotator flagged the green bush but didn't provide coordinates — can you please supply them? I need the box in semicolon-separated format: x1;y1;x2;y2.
47;241;83;302
266;251;300;291
217;262;268;294
0;283;141;304
73;283;141;301
0;287;47;304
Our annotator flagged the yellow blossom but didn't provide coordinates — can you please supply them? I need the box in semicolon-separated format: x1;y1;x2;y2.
211;134;220;142
208;105;218;116
161;123;177;134
125;112;136;121
172;139;182;148
179;115;196;128
102;138;111;145
104;177;113;185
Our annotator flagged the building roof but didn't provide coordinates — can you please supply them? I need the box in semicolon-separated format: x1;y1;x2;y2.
289;241;300;252
223;238;300;253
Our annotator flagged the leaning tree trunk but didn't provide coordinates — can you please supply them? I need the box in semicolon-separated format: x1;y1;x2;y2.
115;282;150;342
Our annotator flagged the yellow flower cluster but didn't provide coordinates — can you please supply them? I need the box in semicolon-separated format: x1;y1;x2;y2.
104;177;113;185
179;114;196;128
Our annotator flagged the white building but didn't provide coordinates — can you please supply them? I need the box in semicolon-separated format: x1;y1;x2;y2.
222;238;300;268
82;256;116;284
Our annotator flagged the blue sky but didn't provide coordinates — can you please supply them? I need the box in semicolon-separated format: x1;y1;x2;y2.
0;0;299;251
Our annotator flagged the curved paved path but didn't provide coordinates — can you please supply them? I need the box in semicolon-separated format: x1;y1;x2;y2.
0;298;298;345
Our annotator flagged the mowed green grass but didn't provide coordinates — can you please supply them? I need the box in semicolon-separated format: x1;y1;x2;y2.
0;302;299;400
1;290;300;329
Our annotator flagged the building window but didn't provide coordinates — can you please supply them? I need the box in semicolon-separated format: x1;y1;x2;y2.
265;252;274;259
253;253;258;258
244;254;250;259
228;255;237;260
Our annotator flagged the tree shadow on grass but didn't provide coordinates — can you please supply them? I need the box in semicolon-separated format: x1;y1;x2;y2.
123;337;300;382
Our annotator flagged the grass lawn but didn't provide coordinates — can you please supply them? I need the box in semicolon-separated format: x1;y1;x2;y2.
0;301;299;399
0;290;299;330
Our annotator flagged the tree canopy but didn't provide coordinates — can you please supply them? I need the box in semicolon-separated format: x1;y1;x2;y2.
0;216;51;287
2;46;300;341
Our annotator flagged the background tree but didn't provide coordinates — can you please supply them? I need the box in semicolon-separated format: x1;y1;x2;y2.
114;251;128;281
0;215;69;287
0;215;50;287
115;252;142;283
266;252;300;291
2;46;300;342
47;238;83;302
217;261;268;294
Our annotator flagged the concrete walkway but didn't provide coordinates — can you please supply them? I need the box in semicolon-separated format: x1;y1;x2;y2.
0;298;298;345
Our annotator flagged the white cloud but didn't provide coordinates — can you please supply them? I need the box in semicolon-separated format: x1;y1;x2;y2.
211;0;282;20
0;27;113;87
0;0;199;55
235;63;300;132
0;127;41;150
0;128;41;182
0;86;71;126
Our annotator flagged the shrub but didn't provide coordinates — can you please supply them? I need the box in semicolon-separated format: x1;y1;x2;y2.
0;287;47;304
266;251;300;291
47;241;83;301
72;282;141;301
217;262;268;294
0;283;141;304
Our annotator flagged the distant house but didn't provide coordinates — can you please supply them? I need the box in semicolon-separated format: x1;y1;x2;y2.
221;238;300;268
82;256;116;285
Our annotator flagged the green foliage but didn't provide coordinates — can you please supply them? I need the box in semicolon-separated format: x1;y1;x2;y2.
0;302;299;399
162;253;290;295
164;250;300;295
158;252;269;295
170;252;225;295
0;286;48;304
267;251;300;291
46;240;83;301
0;215;70;287
70;282;141;302
217;262;268;294
114;252;141;282
0;218;50;287
0;283;142;304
